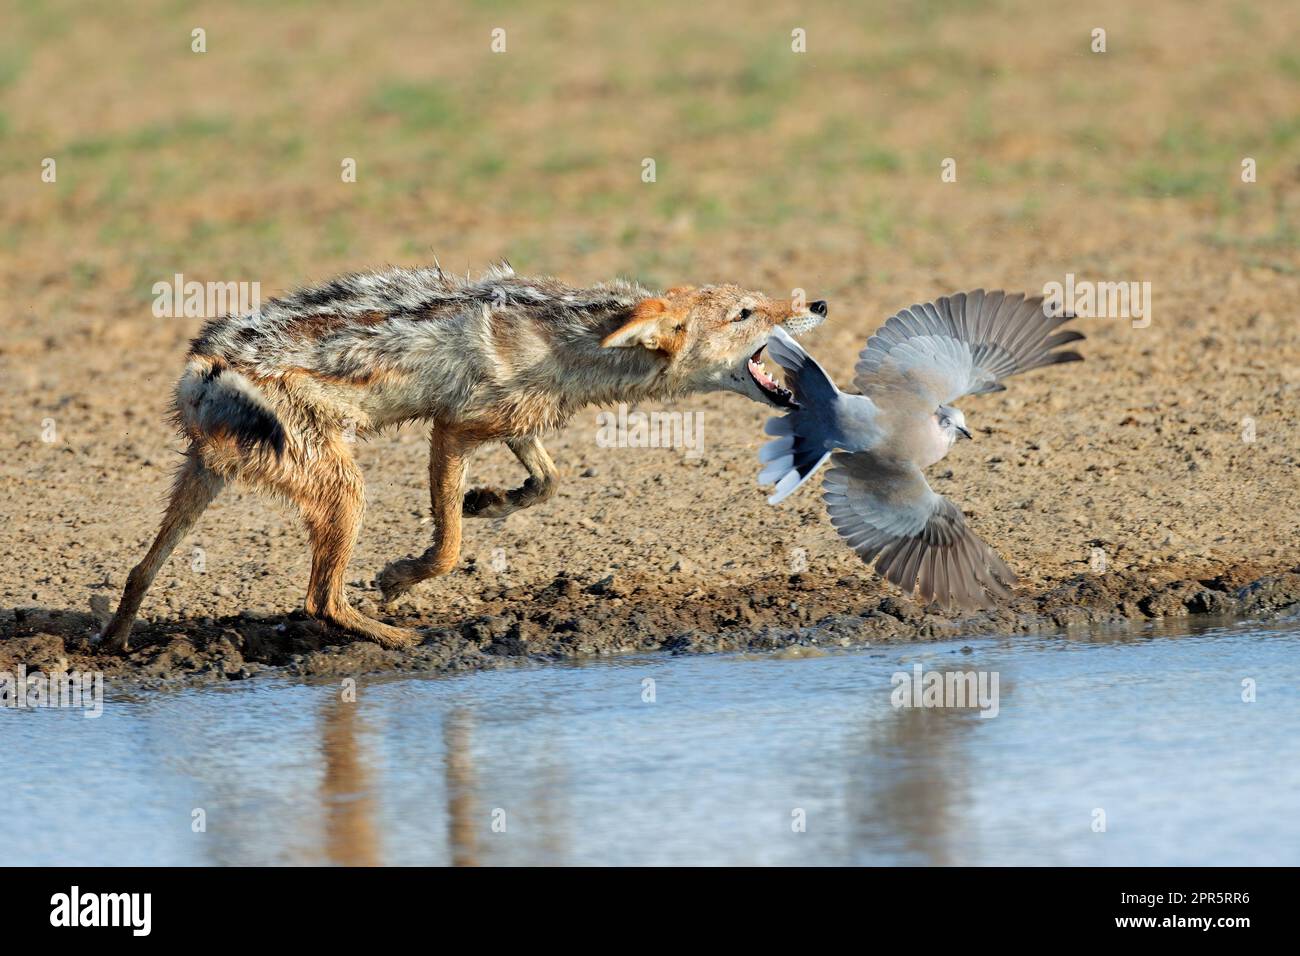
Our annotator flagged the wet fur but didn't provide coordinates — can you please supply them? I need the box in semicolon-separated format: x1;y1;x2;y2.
102;263;816;649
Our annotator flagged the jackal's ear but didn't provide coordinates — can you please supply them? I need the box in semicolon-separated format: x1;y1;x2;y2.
601;299;682;352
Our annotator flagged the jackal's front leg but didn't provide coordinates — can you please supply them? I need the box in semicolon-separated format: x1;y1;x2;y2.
376;428;471;604
462;435;559;518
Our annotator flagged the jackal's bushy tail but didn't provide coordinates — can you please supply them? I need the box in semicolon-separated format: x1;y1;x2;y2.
175;362;286;456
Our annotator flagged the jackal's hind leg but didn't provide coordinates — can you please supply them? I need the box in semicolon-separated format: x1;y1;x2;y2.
101;451;225;651
297;445;419;648
462;435;559;519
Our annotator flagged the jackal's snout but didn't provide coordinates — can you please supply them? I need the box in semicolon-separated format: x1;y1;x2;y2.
781;299;827;337
599;282;827;409
720;291;827;409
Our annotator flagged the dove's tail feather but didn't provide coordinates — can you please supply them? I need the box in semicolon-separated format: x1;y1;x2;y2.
759;327;838;505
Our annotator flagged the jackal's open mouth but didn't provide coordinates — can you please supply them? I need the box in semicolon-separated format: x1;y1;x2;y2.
747;346;796;408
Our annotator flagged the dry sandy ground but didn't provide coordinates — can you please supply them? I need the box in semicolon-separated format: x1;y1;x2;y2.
1;0;1297;684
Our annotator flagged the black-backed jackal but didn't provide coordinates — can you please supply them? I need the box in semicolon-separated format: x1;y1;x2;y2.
103;264;827;649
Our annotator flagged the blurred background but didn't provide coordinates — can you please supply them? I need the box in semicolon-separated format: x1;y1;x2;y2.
3;0;1295;305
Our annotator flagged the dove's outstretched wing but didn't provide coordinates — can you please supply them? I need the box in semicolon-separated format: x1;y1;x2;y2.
854;290;1083;407
822;452;1016;610
760;291;1081;609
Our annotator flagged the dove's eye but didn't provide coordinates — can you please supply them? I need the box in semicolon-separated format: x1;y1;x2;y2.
733;308;753;322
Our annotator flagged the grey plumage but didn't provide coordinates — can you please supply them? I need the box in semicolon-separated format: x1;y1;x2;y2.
821;454;1016;607
854;289;1083;406
759;290;1083;610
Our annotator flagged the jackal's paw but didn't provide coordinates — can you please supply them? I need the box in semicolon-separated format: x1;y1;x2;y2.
97;627;131;653
361;620;421;650
311;604;421;649
376;559;421;603
96;607;133;653
463;485;510;518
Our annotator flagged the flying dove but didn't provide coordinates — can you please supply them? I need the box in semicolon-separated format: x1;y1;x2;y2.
757;290;1084;610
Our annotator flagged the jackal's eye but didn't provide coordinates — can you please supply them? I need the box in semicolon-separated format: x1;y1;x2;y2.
733;308;753;323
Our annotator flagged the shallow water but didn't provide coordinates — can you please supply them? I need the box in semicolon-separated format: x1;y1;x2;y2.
3;618;1298;865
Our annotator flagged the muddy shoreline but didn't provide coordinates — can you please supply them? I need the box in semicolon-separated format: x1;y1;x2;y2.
3;562;1297;690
